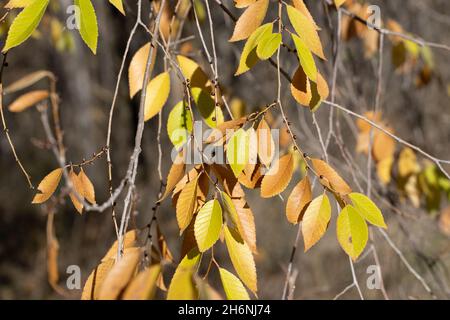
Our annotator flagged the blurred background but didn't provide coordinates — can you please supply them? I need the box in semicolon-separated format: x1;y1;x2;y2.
0;0;449;299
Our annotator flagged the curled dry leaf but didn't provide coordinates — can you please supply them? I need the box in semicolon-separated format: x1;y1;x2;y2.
98;247;142;300
239;163;263;189
286;176;312;224
260;154;294;198
229;0;269;42
8;90;49;112
290;67;328;110
312;158;352;195
32;168;63;204
69;168;84;214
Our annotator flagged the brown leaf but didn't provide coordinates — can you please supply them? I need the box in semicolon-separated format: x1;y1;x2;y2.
32;168;63;204
160;151;185;201
8;90;49;112
98;247;142;300
78;168;96;204
286;176;312;224
69;168;84;214
239;163;263;189
204;117;246;144
176;175;199;233
229;0;269;42
312;158;352;195
291;66;312;106
261;154;294;198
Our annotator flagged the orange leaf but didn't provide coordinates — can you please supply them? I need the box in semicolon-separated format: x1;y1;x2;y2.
312;158;352;195
8;90;49;112
261;154;294;198
32;168;63;204
286;176;312;224
229;0;269;42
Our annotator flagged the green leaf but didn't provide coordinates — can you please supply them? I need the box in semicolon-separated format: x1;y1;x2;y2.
286;4;325;59
167;101;193;149
219;268;250;300
227;128;250;177
194;200;223;252
167;248;201;300
336;205;368;260
2;0;50;52
75;0;99;54
291;33;317;81
235;23;273;75
191;87;224;128
256;32;281;60
349;193;387;228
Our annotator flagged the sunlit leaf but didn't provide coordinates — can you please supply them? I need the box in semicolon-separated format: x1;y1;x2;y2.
336;205;368;260
3;0;49;52
256;118;275;167
81;258;115;300
227;128;250;177
122;265;161;300
177;55;209;89
312;158;352;195
78;168;96;205
167;248;201;300
291;33;317;81
167;101;193;149
75;0;98;54
256;32;281;60
32;168;63;204
109;0;125;15
176;175;199;233
229;0;269;42
160;152;186;201
8;90;49;112
286;176;312;224
191;87;224;128
144;72;171;122
302;194;331;251
219;267;250;300
261;154;294;198
128;43;150;98
194;199;223;252
349;193;387;228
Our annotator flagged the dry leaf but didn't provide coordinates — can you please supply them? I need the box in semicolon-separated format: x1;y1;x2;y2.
257;119;275;167
69;168;84;214
286;176;312;224
160;151;185;201
128;43;151;98
176;175;199;233
8;90;49;112
78;168;96;204
229;0;269;42
32;168;63;204
312;158;352;195
261;154;294;198
122;264;161;300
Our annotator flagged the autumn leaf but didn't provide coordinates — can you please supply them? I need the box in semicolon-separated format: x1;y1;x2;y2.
191;87;224;128
227;128;250;177
256;32;282;60
8;90;49;112
235;23;272;75
144;72;171;122
219;267;250;300
68;168;84;214
224;225;257;293
4;70;52;94
291;33;317;81
78;168;96;205
98;247;142;300
312;158;352;195
292;0;320;30
334;0;347;8
177;55;209;89
3;0;49;52
5;0;34;9
234;0;256;8
349;193;387;228
261;154;294;198
336;205;368;260
167;101;193;149
286;4;325;59
229;0;269;42
122;265;161;300
286;176;312;224
160;151;186;201
128;43;151;98
75;0;98;54
257;118;275;167
291;65;312;106
81;258;115;300
176;175;199;233
194;199;223;252
302;194;331;251
109;0;125;15
32;168;63;204
167;248;201;300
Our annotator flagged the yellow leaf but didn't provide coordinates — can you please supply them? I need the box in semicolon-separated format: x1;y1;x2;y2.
312;158;352;195
286;176;312;224
144;72;170;121
376;156;393;184
176;55;209;89
302;194;331;251
167;248;201;300
219;267;250;300
256;32;281;60
234;0;256;8
32;168;63;204
227;128;250;177
256;119;275;167
78;168;96;204
128;43;151;98
224;225;257;293
5;0;34;9
286;4;325;59
81;258;115;300
68;168;84;214
261;154;294;198
98;247;142;300
109;0;125;15
191;87;224;128
235;23;272;75
160;151;186;201
398;147;420;178
176;175;199;233
8;90;49;112
194;199;223;252
349;193;387;228
336;205;368;260
292;0;320;30
229;0;269;42
104;230;138;260
122;265;161;300
334;0;347;8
